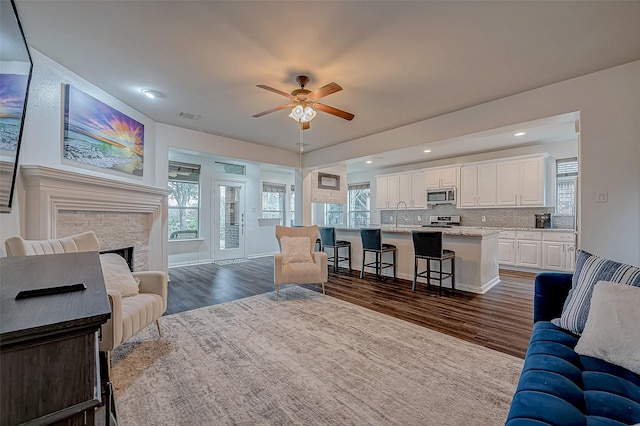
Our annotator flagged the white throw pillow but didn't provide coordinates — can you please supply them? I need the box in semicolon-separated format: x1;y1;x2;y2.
99;253;139;297
280;236;313;265
552;249;640;335
574;280;640;375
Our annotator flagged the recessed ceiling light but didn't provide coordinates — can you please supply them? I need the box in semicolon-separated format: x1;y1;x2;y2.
141;89;159;99
514;132;526;137
423;149;432;153
366;160;373;164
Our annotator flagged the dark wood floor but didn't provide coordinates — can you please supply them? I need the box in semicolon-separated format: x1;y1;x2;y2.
167;258;536;358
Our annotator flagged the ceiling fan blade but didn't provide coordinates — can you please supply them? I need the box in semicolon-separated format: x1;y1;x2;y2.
252;104;291;118
302;121;310;131
315;103;355;121
309;82;342;100
256;85;294;100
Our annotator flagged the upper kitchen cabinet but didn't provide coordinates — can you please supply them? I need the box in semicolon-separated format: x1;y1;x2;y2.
459;163;497;208
496;155;550;207
399;171;427;209
376;175;400;209
425;166;459;189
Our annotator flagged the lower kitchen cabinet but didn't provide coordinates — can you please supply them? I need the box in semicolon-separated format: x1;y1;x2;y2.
517;239;542;269
499;230;576;272
498;231;516;265
541;233;577;272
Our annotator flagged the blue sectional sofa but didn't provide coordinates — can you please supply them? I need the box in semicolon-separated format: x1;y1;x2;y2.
506;272;640;426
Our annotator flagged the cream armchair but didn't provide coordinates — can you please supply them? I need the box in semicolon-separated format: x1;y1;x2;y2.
4;232;168;353
274;225;328;299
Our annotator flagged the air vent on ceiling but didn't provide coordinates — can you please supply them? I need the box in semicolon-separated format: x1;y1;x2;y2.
178;112;201;120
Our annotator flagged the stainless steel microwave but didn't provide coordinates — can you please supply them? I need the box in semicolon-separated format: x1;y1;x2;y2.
426;188;456;205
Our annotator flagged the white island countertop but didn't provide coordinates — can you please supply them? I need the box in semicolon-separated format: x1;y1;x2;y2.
336;225;501;238
337;225;575;236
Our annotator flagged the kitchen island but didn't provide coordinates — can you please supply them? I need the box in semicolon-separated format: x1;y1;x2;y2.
335;226;501;294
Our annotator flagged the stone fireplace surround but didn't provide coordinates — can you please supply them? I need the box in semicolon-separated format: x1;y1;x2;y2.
20;165;169;272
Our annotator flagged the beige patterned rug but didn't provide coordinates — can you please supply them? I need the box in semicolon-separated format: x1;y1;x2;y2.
111;286;523;425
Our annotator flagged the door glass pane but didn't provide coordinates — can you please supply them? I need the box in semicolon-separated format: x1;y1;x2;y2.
219;185;240;250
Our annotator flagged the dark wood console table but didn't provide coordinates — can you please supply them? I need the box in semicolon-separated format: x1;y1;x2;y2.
1;252;112;426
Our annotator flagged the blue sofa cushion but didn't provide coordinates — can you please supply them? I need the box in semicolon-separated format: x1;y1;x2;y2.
506;322;640;426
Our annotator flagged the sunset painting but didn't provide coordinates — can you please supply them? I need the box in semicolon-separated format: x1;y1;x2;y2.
63;84;144;176
0;73;29;152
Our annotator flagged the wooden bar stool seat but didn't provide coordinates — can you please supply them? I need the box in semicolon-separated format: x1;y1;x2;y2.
360;228;397;281
318;227;352;273
412;231;455;296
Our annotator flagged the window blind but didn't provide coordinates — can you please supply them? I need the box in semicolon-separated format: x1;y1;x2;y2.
168;161;201;183
263;182;286;193
348;182;370;190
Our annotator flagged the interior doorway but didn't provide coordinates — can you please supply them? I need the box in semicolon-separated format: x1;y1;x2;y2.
213;180;246;261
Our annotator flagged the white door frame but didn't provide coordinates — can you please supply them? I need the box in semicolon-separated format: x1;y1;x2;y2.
212;179;247;261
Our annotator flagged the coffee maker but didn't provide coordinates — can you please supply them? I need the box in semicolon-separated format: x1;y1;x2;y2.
535;213;551;229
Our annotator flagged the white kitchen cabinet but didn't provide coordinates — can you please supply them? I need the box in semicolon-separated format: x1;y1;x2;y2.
542;232;576;271
459;163;496;208
498;230;517;266
425;167;458;189
398;172;426;209
517;240;542;268
500;230;576;272
498;239;517;265
516;231;542;268
542;242;565;270
376;175;400;209
496;156;546;207
566;244;576;271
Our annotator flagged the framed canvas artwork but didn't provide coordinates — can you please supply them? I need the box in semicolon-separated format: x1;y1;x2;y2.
63;84;144;176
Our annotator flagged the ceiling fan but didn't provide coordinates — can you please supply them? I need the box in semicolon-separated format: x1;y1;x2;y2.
252;75;355;130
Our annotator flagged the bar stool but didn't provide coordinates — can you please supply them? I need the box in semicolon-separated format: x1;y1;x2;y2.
318;227;352;273
360;228;397;281
411;231;455;296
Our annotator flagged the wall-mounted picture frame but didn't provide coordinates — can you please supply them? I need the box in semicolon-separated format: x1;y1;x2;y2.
317;172;340;191
63;84;144;176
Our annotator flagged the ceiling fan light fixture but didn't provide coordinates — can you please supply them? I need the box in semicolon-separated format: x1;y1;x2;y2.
288;104;316;123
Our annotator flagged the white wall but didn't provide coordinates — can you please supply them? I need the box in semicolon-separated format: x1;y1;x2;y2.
0;49;158;253
306;61;640;266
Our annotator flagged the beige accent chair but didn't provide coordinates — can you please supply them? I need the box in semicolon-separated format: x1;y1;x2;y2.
4;231;168;354
274;225;328;299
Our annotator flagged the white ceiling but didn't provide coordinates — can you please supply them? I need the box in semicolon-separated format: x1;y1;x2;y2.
14;0;640;163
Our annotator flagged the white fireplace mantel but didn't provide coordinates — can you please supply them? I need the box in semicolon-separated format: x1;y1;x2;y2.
20;165;170;271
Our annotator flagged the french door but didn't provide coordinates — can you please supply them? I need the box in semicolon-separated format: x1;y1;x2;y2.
213;180;246;261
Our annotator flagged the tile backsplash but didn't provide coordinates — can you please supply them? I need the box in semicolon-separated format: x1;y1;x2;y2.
379;204;574;229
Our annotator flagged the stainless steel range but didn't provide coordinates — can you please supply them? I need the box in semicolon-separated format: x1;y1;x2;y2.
422;215;461;228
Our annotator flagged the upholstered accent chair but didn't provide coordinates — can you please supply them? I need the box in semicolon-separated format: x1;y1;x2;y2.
4;232;168;355
274;225;328;299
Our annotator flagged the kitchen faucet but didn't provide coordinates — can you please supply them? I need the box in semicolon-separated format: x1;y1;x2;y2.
395;201;408;228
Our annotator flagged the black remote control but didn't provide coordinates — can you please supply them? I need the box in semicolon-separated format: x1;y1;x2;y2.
15;283;87;300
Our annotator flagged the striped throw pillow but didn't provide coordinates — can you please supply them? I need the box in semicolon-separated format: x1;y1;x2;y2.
552;250;640;335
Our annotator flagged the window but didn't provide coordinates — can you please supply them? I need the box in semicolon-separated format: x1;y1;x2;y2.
168;161;200;239
214;161;245;175
262;182;286;225
289;184;295;226
556;158;578;215
348;182;371;227
325;203;345;226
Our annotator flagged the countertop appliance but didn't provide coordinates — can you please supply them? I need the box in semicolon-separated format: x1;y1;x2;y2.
426;187;456;205
422;215;461;228
535;213;551;229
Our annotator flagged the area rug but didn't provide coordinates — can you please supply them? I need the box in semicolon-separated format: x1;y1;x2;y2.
111;287;523;425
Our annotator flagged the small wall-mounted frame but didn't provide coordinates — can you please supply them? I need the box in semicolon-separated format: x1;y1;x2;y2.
318;172;340;191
